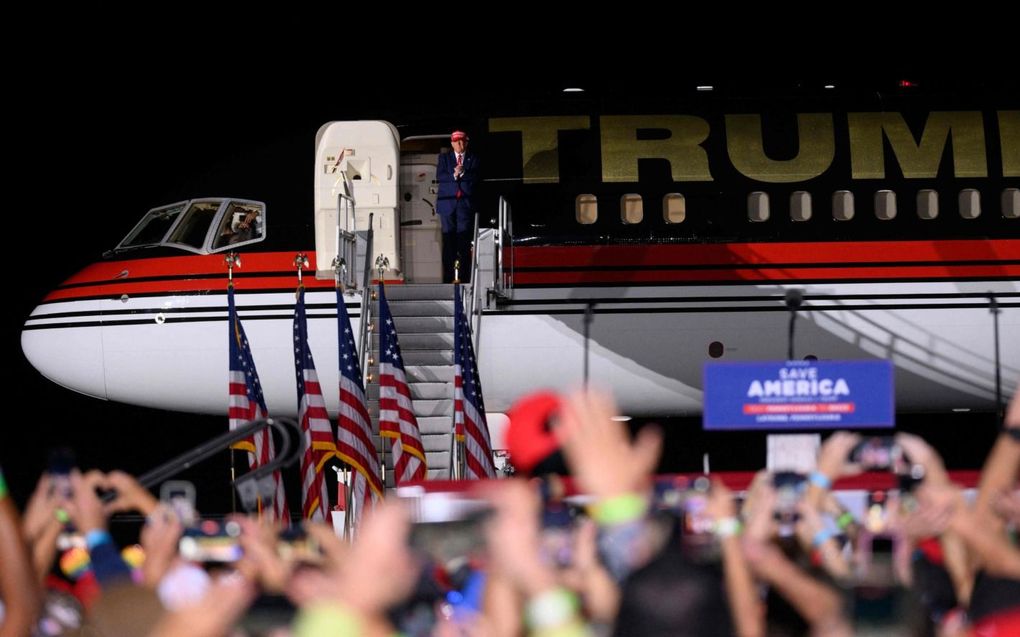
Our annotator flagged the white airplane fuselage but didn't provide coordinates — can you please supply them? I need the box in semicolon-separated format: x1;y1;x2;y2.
21;100;1020;427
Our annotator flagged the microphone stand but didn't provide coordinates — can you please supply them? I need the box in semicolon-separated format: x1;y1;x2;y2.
786;289;803;361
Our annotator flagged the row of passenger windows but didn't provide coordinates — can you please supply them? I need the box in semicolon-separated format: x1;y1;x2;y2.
575;189;1020;224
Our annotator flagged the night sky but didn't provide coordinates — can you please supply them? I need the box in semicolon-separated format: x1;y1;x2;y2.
5;14;1015;514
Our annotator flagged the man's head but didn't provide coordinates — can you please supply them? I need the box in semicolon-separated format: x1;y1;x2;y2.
451;130;469;153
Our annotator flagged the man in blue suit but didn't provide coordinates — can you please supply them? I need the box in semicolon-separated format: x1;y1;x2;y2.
435;130;479;283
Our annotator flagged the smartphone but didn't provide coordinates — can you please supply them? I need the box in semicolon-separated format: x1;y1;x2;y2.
160;481;197;526
772;472;806;536
897;464;926;514
850;437;905;471
863;490;890;534
682;476;714;536
276;526;323;565
179;519;243;563
47;448;76;500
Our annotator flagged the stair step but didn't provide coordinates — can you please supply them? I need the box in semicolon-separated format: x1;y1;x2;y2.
403;365;455;382
416;416;455;435
367;399;453;418
375;300;454;317
381;284;458;301
399;350;454;365
366;382;450;401
422;432;453;453
371;332;454;350
387;316;454;333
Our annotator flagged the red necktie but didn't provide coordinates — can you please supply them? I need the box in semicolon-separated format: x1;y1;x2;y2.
456;154;463;199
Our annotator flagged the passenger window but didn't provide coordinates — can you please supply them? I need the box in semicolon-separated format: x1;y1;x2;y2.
576;194;598;224
748;192;770;222
620;194;643;224
833;190;854;221
960;189;981;219
1003;188;1020;219
663;193;686;224
790;191;812;222
917;190;939;220
875;190;897;221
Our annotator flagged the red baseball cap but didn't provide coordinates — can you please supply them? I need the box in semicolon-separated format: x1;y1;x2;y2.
504;391;562;475
450;130;469;142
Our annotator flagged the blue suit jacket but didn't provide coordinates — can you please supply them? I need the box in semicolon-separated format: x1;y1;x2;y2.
435;151;479;218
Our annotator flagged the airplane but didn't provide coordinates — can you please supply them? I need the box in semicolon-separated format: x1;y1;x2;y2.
21;81;1020;475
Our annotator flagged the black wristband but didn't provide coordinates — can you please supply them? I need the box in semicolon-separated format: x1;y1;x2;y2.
1002;428;1020;442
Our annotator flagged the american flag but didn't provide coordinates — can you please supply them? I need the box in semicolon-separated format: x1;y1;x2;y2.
335;288;384;519
228;284;290;523
293;287;335;521
454;285;497;479
377;284;427;484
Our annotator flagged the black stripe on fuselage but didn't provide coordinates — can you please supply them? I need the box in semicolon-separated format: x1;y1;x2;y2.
23;301;1020;331
35;287;354;306
513;275;1020;288
27;302;359;321
54;269;300;291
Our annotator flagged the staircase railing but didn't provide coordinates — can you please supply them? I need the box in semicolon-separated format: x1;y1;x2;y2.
357;213;375;382
129;418;301;514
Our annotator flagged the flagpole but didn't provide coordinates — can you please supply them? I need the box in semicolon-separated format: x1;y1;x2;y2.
375;257;389;482
226;252;240;513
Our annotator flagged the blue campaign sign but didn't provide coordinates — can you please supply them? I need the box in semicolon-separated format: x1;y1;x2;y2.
703;360;894;430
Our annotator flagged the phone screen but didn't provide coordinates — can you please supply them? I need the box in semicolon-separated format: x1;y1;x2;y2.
851;437;904;471
47;448;75;500
864;490;890;534
772;472;806;536
179;520;242;563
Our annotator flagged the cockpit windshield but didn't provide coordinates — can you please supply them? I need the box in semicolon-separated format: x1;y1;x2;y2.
118;202;187;248
113;198;266;255
167;201;223;249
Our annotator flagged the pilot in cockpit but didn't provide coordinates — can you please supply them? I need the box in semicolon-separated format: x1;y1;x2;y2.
217;208;262;247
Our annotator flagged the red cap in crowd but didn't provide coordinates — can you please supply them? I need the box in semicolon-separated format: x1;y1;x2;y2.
504;391;562;475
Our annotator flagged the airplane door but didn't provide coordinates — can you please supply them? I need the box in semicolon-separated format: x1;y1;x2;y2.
399;153;443;283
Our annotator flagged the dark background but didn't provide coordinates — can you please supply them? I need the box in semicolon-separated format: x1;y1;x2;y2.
4;12;1014;514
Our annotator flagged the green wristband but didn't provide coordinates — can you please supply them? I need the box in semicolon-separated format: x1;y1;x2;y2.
837;511;855;530
293;603;364;637
0;470;7;500
526;588;580;630
589;493;647;525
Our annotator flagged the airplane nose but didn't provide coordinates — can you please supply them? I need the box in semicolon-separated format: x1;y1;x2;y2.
22;302;108;400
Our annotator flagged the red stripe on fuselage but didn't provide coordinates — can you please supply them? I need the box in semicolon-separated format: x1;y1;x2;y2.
514;239;1020;269
42;240;1020;301
45;251;405;301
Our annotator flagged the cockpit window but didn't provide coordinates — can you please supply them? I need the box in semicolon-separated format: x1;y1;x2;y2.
119;202;187;248
212;203;265;250
113;198;267;255
166;201;224;249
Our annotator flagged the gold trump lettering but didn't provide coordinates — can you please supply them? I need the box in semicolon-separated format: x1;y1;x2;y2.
600;115;713;183
725;114;834;183
488;116;591;183
1000;111;1019;177
848;111;987;179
